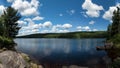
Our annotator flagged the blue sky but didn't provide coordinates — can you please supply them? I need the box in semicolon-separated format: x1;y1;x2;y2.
0;0;119;35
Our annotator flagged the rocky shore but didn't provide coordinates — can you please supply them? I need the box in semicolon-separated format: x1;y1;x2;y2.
0;50;43;68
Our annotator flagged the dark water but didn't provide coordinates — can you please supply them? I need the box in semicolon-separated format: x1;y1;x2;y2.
14;38;110;68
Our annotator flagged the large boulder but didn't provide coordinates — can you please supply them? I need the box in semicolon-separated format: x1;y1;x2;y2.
0;50;43;68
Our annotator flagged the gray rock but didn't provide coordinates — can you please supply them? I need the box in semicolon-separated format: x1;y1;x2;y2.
0;50;43;68
0;50;29;68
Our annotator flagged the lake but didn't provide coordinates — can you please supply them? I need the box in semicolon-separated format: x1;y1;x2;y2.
14;38;110;68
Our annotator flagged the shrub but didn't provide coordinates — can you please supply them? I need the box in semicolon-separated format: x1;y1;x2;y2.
0;36;15;50
112;34;120;44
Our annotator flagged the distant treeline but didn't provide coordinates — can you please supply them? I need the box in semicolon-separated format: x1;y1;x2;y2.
17;31;107;38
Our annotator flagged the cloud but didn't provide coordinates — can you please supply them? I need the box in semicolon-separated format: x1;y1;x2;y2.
59;30;69;33
11;0;40;16
21;7;39;16
0;5;6;15
62;23;72;29
18;22;72;35
18;18;44;35
32;16;44;20
83;26;91;31
77;26;82;29
19;28;39;36
103;6;117;22
24;18;35;26
77;26;91;31
43;21;52;28
82;0;104;17
51;26;59;32
19;24;40;35
41;30;49;33
18;19;53;35
89;20;95;25
17;20;27;26
51;23;72;33
67;9;75;15
77;26;98;31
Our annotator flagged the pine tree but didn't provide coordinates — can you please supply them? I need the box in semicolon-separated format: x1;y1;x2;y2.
111;7;120;37
2;6;21;38
107;24;112;39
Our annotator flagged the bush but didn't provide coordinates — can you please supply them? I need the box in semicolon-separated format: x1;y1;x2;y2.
111;34;120;44
0;36;15;50
107;34;120;48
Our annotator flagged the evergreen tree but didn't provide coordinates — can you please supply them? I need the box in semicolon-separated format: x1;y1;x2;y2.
111;7;120;37
107;24;112;39
0;17;6;36
2;6;21;38
107;6;120;39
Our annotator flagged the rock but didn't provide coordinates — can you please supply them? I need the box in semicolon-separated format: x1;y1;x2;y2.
0;50;43;68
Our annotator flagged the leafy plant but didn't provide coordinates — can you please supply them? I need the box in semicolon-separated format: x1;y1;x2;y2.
0;36;15;50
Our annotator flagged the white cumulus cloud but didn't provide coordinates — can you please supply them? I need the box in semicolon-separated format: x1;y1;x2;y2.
83;26;90;31
59;30;69;33
41;30;49;33
17;20;27;26
103;6;117;22
11;0;40;16
62;23;72;29
77;26;82;30
77;26;91;31
82;0;104;17
33;16;44;20
89;20;95;25
50;24;72;33
43;21;52;28
24;18;35;26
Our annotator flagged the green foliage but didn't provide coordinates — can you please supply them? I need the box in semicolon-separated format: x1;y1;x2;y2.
107;7;120;38
1;6;21;38
106;6;120;67
0;36;15;50
112;34;120;44
0;17;6;36
0;6;21;50
107;24;112;39
108;34;120;48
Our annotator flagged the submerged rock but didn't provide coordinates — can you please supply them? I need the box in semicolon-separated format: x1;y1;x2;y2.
0;50;43;68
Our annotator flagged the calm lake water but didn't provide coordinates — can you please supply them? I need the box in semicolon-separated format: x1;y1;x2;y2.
14;38;110;68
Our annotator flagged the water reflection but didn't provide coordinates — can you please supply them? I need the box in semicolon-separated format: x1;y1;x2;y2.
14;38;108;68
